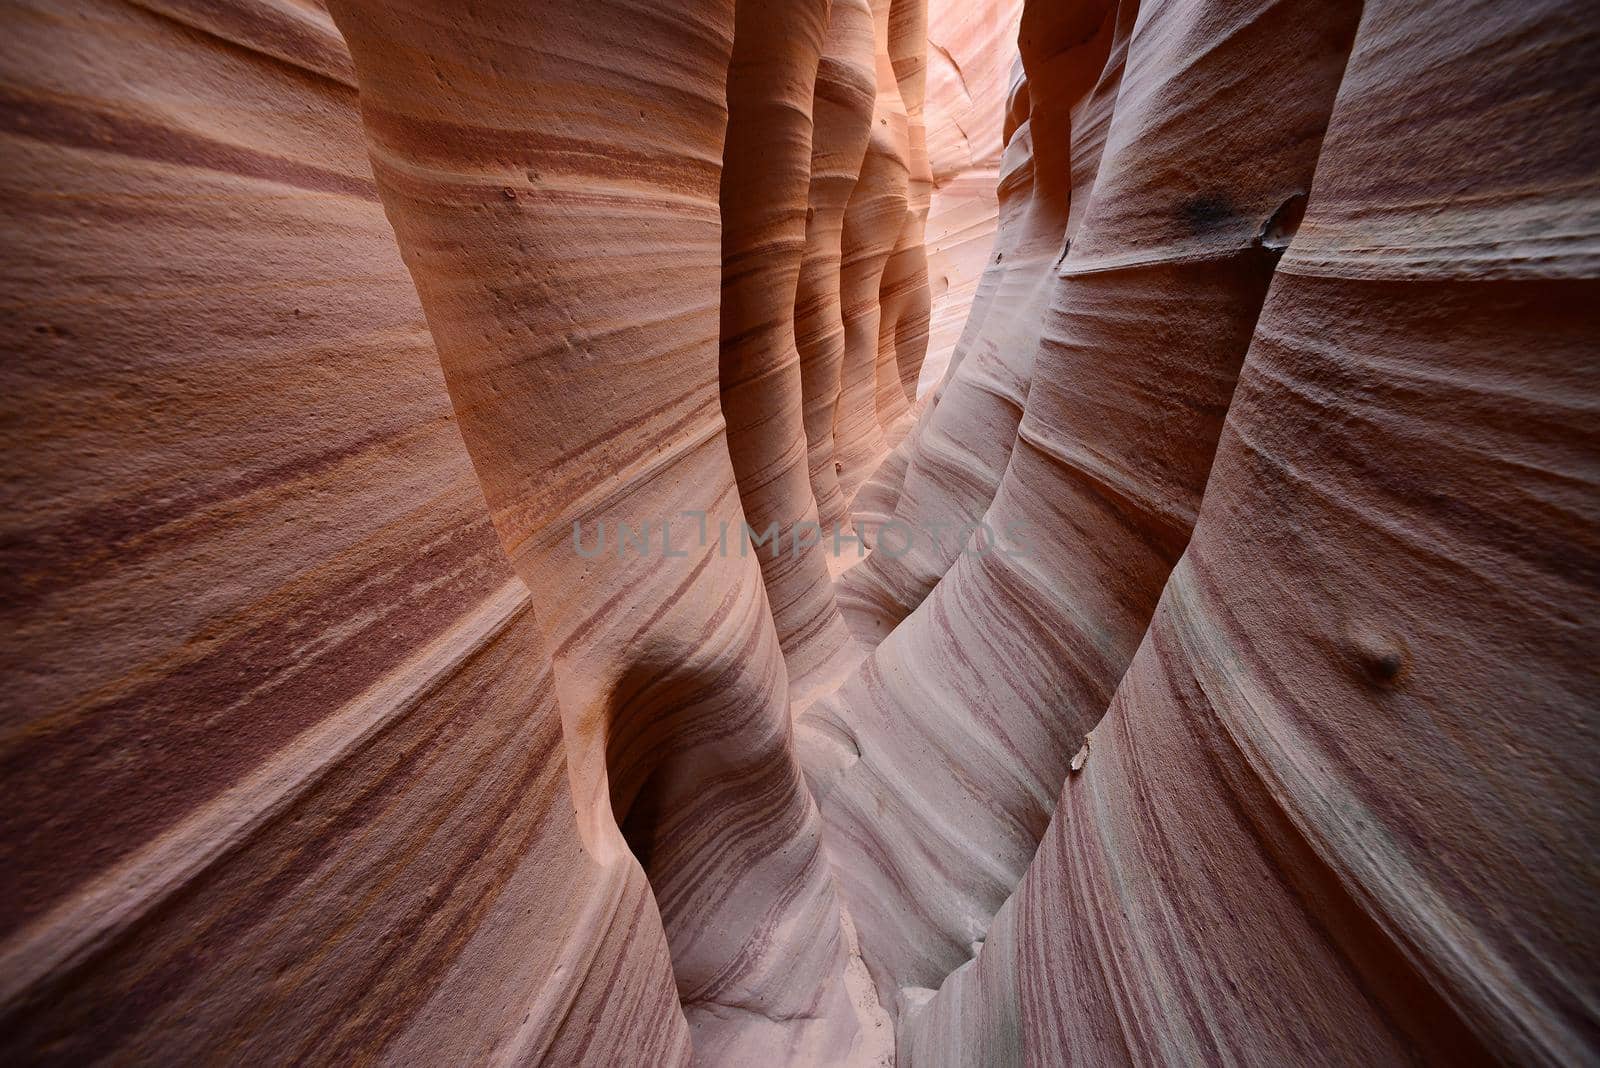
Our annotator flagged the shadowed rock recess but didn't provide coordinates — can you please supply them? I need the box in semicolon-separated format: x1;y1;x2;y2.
1;0;1595;1064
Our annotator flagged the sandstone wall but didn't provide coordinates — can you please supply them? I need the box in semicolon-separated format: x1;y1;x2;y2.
1;0;1594;1065
0;1;690;1062
824;1;1600;1064
920;0;1025;392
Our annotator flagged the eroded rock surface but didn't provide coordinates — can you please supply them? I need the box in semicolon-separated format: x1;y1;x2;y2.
327;1;859;1060
1;0;1594;1065
814;3;1370;1007
797;0;878;534
896;6;1600;1063
0;2;689;1063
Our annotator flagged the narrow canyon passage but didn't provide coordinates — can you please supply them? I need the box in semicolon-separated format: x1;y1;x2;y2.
1;0;1595;1066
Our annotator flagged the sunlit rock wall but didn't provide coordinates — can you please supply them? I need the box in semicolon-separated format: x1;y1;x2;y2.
0;1;690;1062
818;2;1600;1066
919;0;1024;392
1;0;1594;1065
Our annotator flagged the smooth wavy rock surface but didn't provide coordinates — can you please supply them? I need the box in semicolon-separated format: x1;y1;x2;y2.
0;1;689;1063
850;0;936;541
814;0;1371;1007
897;3;1599;1062
838;0;1132;642
719;0;857;698
920;0;1026;391
834;0;915;509
1;0;1595;1064
325;1;866;1060
797;0;878;533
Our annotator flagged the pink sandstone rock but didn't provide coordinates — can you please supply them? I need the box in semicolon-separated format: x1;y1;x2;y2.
719;0;856;700
837;0;1129;642
323;1;861;1059
898;4;1599;1062
834;0;914;510
797;0;878;534
919;0;1025;391
849;0;937;545
882;0;935;413
1;0;1595;1064
0;1;688;1063
810;0;1375;1011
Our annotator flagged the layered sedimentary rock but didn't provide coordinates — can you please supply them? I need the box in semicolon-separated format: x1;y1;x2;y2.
848;0;935;542
718;0;855;695
796;0;877;533
811;0;1381;1008
837;0;1129;639
0;2;688;1062
897;3;1600;1062
919;0;1025;390
880;0;933;412
3;0;1596;1064
833;0;914;507
325;1;859;1060
850;0;1024;548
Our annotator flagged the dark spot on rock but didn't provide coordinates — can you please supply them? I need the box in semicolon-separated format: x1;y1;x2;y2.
1368;650;1404;682
1258;192;1308;253
1349;628;1409;687
501;187;517;201
806;206;815;223
1179;194;1232;234
995;251;1003;263
1055;238;1071;266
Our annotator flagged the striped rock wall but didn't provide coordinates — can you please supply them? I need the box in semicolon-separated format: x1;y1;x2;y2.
3;0;1595;1064
918;0;1026;396
813;3;1371;997
837;0;1131;641
849;0;937;543
0;0;690;1062
798;0;879;536
719;0;856;699
2;0;962;1060
833;0;917;510
815;0;1600;1063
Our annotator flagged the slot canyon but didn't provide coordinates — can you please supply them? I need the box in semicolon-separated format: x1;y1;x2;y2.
1;0;1596;1063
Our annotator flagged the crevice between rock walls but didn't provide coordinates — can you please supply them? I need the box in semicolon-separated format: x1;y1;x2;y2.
1;0;1595;1065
